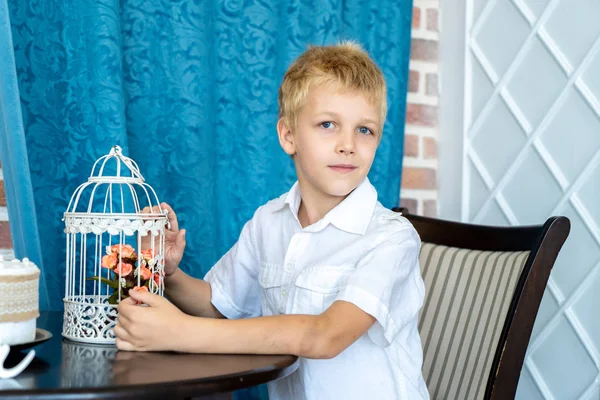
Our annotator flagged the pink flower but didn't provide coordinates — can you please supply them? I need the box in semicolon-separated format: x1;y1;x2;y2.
101;253;118;270
140;249;155;262
114;262;133;277
138;266;152;280
110;244;137;259
153;272;163;286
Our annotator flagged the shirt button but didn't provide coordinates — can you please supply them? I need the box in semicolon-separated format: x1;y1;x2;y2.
285;263;294;272
281;288;288;298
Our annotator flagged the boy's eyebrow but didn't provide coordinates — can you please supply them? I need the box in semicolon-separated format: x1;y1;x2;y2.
315;111;341;119
358;117;379;126
315;111;379;126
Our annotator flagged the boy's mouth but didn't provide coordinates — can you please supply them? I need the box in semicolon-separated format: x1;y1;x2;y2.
328;164;357;174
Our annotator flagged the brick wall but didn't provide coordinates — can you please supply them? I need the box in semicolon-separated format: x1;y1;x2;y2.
401;0;440;217
0;164;13;253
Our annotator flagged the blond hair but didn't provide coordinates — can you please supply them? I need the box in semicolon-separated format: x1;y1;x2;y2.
278;41;387;130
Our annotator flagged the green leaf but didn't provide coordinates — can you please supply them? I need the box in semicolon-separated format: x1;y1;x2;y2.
86;276;119;290
107;292;120;305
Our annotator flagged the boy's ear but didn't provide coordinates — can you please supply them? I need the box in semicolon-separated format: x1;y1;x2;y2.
277;118;296;156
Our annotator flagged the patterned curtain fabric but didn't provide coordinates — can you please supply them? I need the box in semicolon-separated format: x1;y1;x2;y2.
0;0;48;306
3;0;412;398
4;0;412;334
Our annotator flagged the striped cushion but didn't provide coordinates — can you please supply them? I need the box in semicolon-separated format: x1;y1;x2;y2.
418;243;530;400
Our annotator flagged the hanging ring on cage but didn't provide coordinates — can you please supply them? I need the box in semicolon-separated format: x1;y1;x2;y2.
0;345;35;379
110;145;122;156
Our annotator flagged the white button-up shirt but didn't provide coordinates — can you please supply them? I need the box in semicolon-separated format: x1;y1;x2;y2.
204;178;429;399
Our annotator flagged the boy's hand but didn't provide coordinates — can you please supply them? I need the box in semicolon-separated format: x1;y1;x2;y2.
141;202;186;276
114;290;189;352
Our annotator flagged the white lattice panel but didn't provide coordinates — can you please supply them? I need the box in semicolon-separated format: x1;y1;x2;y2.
463;0;600;398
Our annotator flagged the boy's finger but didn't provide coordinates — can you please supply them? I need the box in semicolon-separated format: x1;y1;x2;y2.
128;289;163;307
175;229;186;249
113;324;130;341
163;205;179;232
121;296;138;306
117;303;132;319
117;311;132;326
116;337;136;351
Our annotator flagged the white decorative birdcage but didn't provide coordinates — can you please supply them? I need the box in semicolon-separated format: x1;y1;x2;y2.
62;145;169;344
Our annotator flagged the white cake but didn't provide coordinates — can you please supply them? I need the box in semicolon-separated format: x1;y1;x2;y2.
0;257;40;345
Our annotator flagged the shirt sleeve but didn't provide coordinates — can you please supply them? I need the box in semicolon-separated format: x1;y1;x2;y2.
203;217;262;319
335;226;425;347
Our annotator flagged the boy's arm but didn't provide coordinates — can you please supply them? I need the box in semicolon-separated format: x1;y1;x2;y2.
116;291;374;359
142;203;222;318
180;300;375;358
164;268;224;319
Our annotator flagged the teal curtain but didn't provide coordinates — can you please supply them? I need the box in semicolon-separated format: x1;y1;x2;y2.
2;0;412;397
0;0;48;306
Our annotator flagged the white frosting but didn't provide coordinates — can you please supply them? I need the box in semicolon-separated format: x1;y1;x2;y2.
0;257;39;345
0;318;36;345
0;257;40;276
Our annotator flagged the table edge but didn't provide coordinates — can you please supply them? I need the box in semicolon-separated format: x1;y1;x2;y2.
1;355;299;399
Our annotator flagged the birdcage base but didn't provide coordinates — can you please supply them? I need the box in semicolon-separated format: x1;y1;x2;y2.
62;296;119;345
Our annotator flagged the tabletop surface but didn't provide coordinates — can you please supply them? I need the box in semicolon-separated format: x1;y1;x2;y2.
1;312;298;399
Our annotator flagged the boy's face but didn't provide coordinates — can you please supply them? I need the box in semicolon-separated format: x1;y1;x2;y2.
277;83;381;202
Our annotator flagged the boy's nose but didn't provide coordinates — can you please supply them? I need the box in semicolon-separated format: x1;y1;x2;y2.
336;131;356;155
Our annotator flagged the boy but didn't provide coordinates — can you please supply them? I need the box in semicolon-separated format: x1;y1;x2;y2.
115;42;429;399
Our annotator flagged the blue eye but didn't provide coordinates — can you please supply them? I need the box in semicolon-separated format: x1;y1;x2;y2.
358;127;373;135
320;121;334;129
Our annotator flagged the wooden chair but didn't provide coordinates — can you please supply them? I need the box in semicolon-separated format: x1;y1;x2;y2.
392;208;570;400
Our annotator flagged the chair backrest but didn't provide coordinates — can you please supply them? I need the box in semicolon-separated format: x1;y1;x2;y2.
393;209;570;400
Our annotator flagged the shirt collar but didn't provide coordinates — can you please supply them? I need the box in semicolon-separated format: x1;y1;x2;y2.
281;181;302;217
276;178;378;235
324;178;378;235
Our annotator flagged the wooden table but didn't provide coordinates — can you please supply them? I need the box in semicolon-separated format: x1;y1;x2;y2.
1;312;298;399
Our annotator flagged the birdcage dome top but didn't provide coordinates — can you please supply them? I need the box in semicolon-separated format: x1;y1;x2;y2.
88;145;146;184
63;146;168;234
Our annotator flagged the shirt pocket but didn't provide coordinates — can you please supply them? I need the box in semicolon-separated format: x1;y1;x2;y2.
292;265;355;314
259;262;285;315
